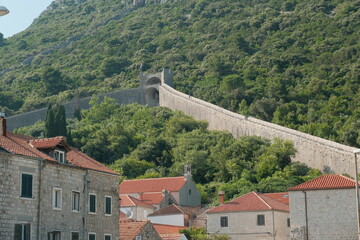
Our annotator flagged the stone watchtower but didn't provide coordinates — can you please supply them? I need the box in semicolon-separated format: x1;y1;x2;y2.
139;69;173;106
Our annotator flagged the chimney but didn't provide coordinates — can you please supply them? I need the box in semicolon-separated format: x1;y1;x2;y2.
218;191;225;205
0;113;6;136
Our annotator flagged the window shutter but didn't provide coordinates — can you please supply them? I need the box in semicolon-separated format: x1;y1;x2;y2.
21;174;33;198
106;197;111;214
14;224;22;240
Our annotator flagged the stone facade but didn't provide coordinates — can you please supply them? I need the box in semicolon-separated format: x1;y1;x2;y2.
0;151;119;240
289;189;357;240
207;210;290;240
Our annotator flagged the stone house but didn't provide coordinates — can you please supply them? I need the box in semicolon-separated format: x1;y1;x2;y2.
147;204;198;227
119;166;201;209
288;174;358;240
120;194;156;221
206;191;290;240
0;116;119;240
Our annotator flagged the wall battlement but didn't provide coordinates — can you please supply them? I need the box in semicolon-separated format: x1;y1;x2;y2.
7;70;358;176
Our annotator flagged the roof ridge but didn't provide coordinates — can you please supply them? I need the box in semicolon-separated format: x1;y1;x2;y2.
123;176;185;182
173;204;185;214
4;136;45;159
128;195;136;206
255;192;272;210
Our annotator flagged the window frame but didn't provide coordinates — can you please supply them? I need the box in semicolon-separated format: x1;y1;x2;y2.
48;231;61;240
257;214;265;226
14;223;31;240
104;195;112;216
220;216;228;227
88;232;96;240
89;193;97;214
72;191;80;212
104;234;112;240
52;187;62;210
20;173;33;199
54;150;65;163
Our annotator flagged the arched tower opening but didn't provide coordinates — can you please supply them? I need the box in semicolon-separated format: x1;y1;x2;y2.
145;88;159;106
146;77;161;86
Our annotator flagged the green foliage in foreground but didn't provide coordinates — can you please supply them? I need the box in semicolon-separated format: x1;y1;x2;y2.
15;98;322;202
2;0;360;148
181;227;230;240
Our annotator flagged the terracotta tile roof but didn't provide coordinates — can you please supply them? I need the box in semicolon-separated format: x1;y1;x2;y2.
119;220;149;240
66;148;117;175
0;132;117;175
206;192;289;214
152;224;187;234
148;204;197;217
288;174;357;191
120;177;187;194
29;136;70;150
141;192;165;205
263;192;289;205
121;195;156;209
160;233;187;240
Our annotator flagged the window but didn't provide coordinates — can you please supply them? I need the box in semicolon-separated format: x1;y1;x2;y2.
220;216;228;227
257;215;265;226
54;150;65;163
21;174;33;198
89;194;96;213
104;235;111;240
52;188;62;210
72;191;80;212
135;236;142;240
287;218;290;227
88;233;96;240
14;223;31;240
105;196;112;215
48;231;61;240
71;232;79;240
189;189;192;195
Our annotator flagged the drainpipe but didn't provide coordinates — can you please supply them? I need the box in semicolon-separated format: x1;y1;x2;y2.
37;159;45;240
83;170;89;239
272;210;275;240
303;191;309;240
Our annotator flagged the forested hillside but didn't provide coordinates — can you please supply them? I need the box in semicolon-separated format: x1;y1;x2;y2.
15;99;321;202
1;0;360;146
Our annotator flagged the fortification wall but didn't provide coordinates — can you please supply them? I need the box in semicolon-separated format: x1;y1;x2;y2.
7;88;144;131
159;84;357;176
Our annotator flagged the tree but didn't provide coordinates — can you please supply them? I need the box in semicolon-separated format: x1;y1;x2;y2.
44;104;67;138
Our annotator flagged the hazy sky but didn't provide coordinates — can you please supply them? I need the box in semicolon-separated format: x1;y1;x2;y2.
0;0;54;38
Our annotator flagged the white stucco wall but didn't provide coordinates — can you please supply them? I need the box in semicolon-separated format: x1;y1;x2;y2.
148;214;184;226
289;189;357;240
207;210;289;240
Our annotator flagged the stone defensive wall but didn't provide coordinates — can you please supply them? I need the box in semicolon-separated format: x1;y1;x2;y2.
7;88;144;131
159;83;358;176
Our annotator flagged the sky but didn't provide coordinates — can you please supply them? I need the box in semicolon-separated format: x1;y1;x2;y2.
0;0;54;38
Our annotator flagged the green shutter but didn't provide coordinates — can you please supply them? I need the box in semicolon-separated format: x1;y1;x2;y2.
106;197;111;214
14;224;22;240
90;195;96;213
21;174;33;198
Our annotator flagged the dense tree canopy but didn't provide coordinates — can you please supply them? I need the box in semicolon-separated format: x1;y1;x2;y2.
16;99;322;202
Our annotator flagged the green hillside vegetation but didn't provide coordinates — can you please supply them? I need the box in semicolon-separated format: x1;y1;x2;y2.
2;0;360;147
15;99;321;202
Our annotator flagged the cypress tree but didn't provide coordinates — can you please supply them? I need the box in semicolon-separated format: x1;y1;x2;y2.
44;104;55;137
53;104;67;137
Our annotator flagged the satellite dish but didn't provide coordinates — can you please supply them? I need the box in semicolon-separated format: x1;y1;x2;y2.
0;6;9;16
126;209;133;218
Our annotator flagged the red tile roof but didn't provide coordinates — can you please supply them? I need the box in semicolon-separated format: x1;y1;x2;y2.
0;132;117;175
288;174;357;191
119;220;149;240
263;192;289;205
120;177;187;194
206;192;289;214
152;224;187;234
141;192;165;205
148;204;197;217
160;233;186;240
121;195;156;209
29;136;70;150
